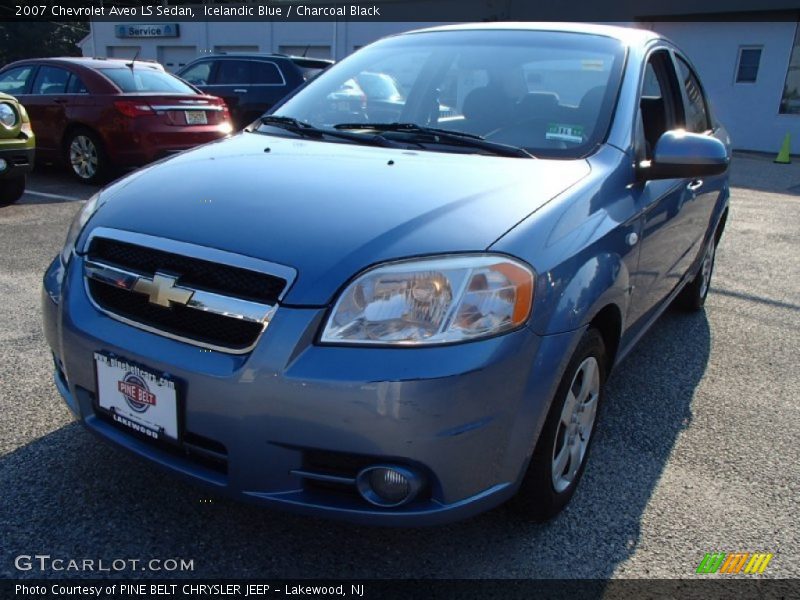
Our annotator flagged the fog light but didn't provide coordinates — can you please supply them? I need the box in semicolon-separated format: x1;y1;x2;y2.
0;158;7;172
356;465;423;507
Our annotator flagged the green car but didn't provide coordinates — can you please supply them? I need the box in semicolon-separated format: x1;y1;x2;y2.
0;91;34;206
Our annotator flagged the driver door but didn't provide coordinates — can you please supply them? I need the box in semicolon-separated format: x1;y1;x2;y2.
626;49;694;331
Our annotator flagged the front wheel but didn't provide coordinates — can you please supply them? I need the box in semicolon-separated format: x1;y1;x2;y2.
0;175;26;206
65;129;108;184
510;328;606;521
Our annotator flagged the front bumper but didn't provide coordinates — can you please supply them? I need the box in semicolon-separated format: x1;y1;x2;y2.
0;146;34;179
42;255;578;525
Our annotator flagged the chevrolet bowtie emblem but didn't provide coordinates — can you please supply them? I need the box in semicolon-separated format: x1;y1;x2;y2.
132;272;194;308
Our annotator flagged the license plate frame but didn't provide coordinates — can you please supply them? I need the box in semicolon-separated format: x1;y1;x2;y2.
93;352;182;444
185;110;208;125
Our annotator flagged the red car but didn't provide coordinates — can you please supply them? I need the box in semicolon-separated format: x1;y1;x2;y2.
0;57;232;183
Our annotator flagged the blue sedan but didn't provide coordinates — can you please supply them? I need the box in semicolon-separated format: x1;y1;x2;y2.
42;23;729;525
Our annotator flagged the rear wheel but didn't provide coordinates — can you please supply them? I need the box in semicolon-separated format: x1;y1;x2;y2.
0;175;25;206
676;237;716;312
65;129;108;184
510;328;606;521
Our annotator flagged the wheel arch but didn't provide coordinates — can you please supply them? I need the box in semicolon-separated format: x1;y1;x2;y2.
714;206;728;245
61;122;106;155
534;250;630;338
588;303;622;374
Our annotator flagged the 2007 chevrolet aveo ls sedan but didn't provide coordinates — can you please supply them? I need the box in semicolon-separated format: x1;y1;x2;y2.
42;23;730;525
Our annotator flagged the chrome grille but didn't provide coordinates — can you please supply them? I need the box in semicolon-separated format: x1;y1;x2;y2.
82;228;295;353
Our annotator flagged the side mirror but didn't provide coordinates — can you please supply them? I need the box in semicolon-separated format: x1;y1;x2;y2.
640;130;729;180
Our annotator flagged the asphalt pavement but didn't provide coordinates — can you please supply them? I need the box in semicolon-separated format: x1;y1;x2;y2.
0;157;798;580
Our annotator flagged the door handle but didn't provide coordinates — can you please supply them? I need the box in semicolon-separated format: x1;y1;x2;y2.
687;179;703;192
53;98;68;104
233;89;248;93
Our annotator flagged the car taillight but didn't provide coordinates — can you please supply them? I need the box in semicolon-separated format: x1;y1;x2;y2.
114;101;153;118
212;99;233;133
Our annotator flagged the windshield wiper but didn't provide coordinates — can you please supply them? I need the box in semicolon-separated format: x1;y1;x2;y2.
333;122;534;158
258;115;397;148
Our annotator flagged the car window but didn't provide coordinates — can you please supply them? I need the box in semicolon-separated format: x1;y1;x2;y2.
296;66;325;81
675;56;710;133
216;60;251;85
639;51;683;160
180;61;212;86
98;68;196;94
66;73;88;94
273;30;626;159
32;66;70;95
0;66;33;94
356;73;402;100
251;61;283;84
642;63;661;98
291;58;330;81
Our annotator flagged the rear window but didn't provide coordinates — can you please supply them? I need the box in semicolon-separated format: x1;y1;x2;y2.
297;66;325;82
250;61;283;85
291;59;330;81
99;68;196;94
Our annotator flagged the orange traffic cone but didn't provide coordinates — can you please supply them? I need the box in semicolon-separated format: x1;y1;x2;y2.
774;133;791;164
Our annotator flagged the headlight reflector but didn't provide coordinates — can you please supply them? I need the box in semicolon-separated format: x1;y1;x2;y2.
60;193;104;266
321;255;534;345
0;103;17;128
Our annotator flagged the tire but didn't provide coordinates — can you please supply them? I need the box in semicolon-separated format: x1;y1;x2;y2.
0;175;26;206
675;236;716;312
64;128;108;184
510;328;606;521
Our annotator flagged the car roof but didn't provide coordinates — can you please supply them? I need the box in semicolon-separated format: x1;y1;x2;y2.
403;22;661;46
195;53;333;64
10;56;165;70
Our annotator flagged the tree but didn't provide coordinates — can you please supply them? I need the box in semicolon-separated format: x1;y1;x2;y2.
0;22;89;67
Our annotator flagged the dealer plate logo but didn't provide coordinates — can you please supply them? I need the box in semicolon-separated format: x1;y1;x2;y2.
118;373;156;413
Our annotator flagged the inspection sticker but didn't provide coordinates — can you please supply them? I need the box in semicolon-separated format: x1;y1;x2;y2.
546;123;585;143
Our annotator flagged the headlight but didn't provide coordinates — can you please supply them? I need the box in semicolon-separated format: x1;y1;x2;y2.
60;193;104;266
321;255;534;345
0;103;17;128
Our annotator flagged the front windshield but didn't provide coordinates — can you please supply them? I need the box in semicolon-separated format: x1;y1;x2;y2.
269;29;626;158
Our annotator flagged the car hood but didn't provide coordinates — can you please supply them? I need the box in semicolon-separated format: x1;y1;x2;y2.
88;132;590;305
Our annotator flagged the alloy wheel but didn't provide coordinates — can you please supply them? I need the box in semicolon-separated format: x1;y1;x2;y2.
69;135;99;180
551;356;600;493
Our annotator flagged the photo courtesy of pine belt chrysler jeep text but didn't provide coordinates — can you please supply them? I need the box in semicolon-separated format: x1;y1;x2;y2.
42;23;730;525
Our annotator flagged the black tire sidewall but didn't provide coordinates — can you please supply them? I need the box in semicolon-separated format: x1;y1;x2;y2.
678;238;716;311
512;328;607;521
0;175;26;206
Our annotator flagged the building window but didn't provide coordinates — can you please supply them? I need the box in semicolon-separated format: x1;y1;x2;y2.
735;47;762;83
780;23;800;115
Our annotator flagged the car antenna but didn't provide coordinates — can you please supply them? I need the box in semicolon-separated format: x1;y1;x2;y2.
126;49;140;72
302;45;309;57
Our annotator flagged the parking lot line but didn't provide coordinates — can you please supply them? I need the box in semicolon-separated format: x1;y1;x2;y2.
25;189;86;202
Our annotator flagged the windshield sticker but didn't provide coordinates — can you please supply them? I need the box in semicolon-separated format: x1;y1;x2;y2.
546;123;585;144
582;59;605;71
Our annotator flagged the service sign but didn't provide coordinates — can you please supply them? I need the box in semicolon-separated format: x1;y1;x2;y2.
115;23;180;38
